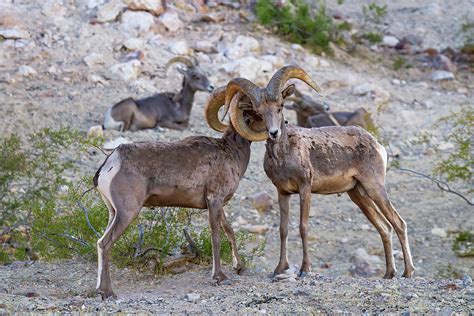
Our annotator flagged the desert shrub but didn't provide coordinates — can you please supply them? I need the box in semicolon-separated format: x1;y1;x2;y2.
433;106;473;184
362;2;388;25
392;56;411;71
452;231;474;257
255;0;351;55
362;32;382;43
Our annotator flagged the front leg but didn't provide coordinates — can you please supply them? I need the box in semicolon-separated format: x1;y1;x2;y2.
158;121;187;131
273;191;290;276
299;185;312;277
206;197;228;283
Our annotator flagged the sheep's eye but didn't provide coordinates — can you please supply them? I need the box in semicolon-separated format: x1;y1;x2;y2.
192;74;199;80
277;108;282;113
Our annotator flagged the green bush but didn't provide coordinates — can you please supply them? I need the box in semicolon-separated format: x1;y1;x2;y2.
362;32;382;43
362;2;388;25
255;0;350;55
452;231;474;257
434;107;474;184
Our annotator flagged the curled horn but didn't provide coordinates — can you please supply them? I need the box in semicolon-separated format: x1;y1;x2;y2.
205;86;228;132
165;56;194;72
225;78;262;110
229;95;268;142
266;65;322;99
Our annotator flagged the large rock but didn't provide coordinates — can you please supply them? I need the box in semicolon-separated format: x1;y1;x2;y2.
121;10;155;35
349;248;382;277
123;37;145;50
96;1;125;23
158;11;183;32
224;35;260;59
109;59;141;81
124;0;165;16
221;56;272;81
0;29;30;40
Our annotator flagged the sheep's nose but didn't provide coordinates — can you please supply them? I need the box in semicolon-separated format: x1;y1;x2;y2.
207;84;215;92
269;128;280;139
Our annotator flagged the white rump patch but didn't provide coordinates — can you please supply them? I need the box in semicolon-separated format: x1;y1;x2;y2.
103;108;124;131
377;143;388;171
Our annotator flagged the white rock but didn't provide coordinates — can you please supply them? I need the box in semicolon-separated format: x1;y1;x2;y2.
392;79;401;85
224;35;260;59
193;40;217;54
352;83;376;96
319;59;330;68
47;66;57;74
109;59;141;81
87;125;104;139
382;35;399;47
438;142;454;151
88;74;108;84
131;78;156;92
103;137;132;150
430;227;447;238
86;0;105;9
18;65;36;77
185;293;200;303
96;1;125;23
158;11;183;32
83;53;105;68
123;37;145;50
261;55;284;69
291;43;304;51
244;224;269;235
304;55;330;68
124;0;165;16
429;70;454;81
221;56;273;82
0;28;30;39
121;10;155;34
168;40;190;55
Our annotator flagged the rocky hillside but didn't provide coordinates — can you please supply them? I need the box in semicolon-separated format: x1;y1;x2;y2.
0;0;472;313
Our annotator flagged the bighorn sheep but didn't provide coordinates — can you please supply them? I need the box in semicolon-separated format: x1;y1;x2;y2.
285;88;372;129
103;56;214;132
215;66;415;279
93;86;264;299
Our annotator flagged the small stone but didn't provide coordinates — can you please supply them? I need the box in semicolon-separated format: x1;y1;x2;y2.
87;125;104;139
0;28;30;39
438;142;454;151
124;0;165;16
185;293;200;303
86;0;105;9
261;55;285;69
244;224;269;235
200;12;225;23
462;274;472;288
247;192;273;214
224;35;260;59
382;35;399;47
349;248;382;277
83;53;105;68
103;137;132;150
123;38;145;50
168;41;190;55
96;1;125;23
121;10;155;35
392;79;401;85
429;70;454;81
430;227;447;238
18;65;36;77
47;66;57;74
352;83;376;96
158;11;184;32
360;224;371;231
291;43;304;51
109;59;141;81
193;41;217;54
88;74;107;84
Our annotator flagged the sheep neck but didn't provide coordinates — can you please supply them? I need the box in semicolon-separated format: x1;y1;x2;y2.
174;80;196;117
222;124;252;177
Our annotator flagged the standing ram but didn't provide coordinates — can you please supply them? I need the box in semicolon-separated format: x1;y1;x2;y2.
93;86;264;299
103;56;214;132
209;66;415;279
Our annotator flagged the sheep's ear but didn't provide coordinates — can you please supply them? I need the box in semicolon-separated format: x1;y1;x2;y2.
281;84;295;99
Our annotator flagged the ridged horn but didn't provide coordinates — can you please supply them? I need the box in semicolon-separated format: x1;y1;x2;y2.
230;93;268;142
266;65;322;99
165;56;194;72
225;78;262;110
205;86;228;132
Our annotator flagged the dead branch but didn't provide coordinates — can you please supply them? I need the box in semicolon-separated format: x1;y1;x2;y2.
395;167;473;206
77;187;101;238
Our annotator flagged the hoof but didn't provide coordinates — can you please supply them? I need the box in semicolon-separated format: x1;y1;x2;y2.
402;268;415;279
298;271;309;278
235;263;246;275
383;271;396;279
97;289;117;300
213;271;229;284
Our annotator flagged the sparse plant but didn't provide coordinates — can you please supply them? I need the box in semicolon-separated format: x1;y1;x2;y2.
393;56;411;70
362;2;388;25
452;231;474;257
362;32;382;43
255;0;350;55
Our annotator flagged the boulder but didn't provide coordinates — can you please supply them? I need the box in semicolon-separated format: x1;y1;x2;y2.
123;37;145;50
96;1;125;23
158;11;183;32
121;10;155;35
109;59;141;81
124;0;165;16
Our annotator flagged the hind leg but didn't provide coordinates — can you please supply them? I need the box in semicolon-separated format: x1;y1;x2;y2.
364;184;416;278
348;185;396;279
96;196;142;299
220;209;245;274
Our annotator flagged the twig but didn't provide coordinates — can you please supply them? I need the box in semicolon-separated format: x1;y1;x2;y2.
183;228;200;257
133;224;145;258
77;187;101;238
395;167;473;206
91;144;110;157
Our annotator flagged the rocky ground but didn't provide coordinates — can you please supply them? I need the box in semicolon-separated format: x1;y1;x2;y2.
1;0;473;313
